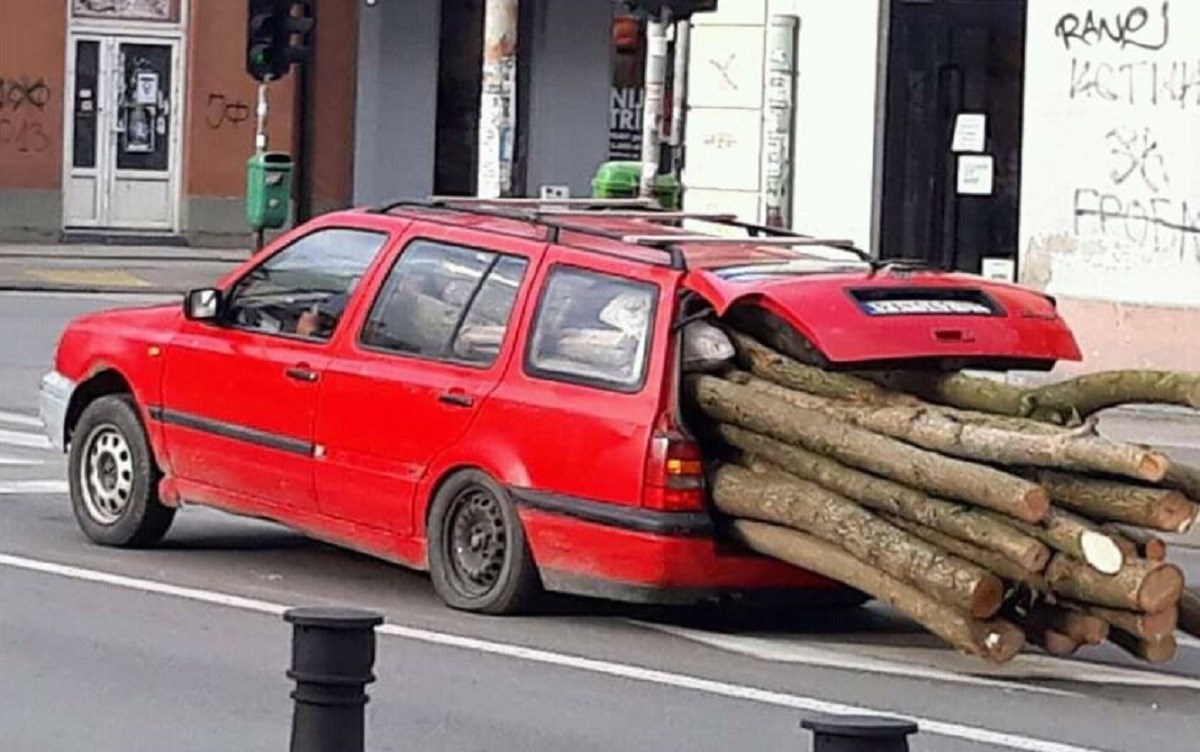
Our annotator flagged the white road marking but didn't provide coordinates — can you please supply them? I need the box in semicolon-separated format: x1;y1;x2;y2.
0;552;1110;752
634;623;1076;697
0;428;51;450
1178;633;1200;649
645;624;1200;692
0;455;43;467
0;480;69;495
0;410;44;429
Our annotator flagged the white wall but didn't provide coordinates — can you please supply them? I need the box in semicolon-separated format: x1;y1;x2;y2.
682;0;885;249
352;0;441;205
1020;0;1200;307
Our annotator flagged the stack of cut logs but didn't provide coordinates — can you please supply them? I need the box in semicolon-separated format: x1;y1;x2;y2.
688;325;1200;665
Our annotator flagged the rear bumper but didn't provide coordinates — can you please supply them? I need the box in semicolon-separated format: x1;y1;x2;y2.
39;371;75;452
515;499;839;606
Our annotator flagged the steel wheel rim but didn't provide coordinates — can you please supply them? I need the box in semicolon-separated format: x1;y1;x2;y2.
79;424;135;526
444;485;508;599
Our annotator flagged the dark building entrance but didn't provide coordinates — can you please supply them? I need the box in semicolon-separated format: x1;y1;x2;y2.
879;0;1027;276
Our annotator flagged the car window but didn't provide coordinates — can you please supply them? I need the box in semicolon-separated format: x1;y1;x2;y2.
224;228;388;340
361;239;529;367
525;266;657;391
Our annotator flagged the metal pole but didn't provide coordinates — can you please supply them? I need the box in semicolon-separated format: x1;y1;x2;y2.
668;18;691;180
478;0;519;198
639;8;670;199
762;15;798;228
801;715;918;752
254;79;270;251
285;607;384;752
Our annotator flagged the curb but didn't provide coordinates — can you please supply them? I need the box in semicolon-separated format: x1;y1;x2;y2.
0;284;184;295
0;252;246;263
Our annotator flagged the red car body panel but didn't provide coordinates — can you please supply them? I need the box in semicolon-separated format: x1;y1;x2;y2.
50;207;1081;605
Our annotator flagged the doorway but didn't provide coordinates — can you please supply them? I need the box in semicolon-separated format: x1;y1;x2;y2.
63;34;182;233
879;0;1027;276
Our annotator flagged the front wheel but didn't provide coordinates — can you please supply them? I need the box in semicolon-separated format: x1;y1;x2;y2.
68;395;175;548
427;470;542;615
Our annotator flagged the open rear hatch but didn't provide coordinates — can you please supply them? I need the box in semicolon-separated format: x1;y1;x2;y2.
683;265;1082;370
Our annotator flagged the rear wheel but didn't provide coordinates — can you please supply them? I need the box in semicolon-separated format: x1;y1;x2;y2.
427;470;541;615
68;395;175;547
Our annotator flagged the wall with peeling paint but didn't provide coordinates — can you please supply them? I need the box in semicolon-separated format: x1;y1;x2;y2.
1020;0;1200;309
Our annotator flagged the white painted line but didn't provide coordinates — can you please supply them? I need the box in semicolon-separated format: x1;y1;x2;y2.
0;428;51;450
1178;633;1200;650
0;552;1110;752
635;623;1076;697
0;410;44;429
0;455;43;467
0;480;69;495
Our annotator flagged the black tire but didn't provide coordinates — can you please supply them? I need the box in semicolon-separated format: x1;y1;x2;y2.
68;395;175;548
427;470;542;615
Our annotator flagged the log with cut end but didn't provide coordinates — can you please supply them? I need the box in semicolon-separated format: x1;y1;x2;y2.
730;520;1026;663
1109;629;1178;664
1179;588;1200;639
1045;555;1184;613
886;515;1049;591
1067;602;1178;641
1008;605;1083;657
712;465;1004;618
1163;462;1200;505
1041;604;1109;646
732;373;1170;483
718;424;1050;571
1113;526;1168;561
688;375;1049;521
1025;370;1200;418
1031;470;1198;533
726;329;916;405
985;508;1124;575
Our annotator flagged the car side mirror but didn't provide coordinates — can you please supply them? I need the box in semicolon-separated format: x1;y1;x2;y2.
184;288;223;321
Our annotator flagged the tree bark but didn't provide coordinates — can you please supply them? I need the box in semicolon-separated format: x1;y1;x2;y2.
1045;554;1184;613
719;424;1050;571
1109;629;1178;664
732;373;1170;483
724;307;831;367
689;375;1049;521
863;371;1051;422
885;515;1050;591
713;465;1004;618
1105;525;1167;562
1031;470;1198;533
1163;462;1200;505
1025;370;1200;418
1067;602;1178;642
730;520;1026;663
1179;588;1200;639
726;329;914;405
984;508;1124;575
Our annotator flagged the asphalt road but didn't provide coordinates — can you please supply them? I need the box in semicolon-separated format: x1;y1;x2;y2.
3;291;1200;752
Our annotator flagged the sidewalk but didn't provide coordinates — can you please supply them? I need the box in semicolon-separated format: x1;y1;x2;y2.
0;244;247;294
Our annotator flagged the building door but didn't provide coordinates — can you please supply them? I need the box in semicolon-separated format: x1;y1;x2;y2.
878;0;1027;277
64;35;181;233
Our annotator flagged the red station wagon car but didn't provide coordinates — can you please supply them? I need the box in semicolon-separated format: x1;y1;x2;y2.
40;198;1082;614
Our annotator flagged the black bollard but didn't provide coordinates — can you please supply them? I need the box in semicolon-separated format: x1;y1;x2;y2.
801;714;919;752
284;607;385;752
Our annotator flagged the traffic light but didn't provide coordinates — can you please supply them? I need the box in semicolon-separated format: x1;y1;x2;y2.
246;0;315;83
630;0;718;20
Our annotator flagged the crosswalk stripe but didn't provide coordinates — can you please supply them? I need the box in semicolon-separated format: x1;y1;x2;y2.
0;455;44;466
0;428;51;450
0;480;69;495
0;410;43;429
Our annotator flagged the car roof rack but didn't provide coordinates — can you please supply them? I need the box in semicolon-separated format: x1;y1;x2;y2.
371;197;872;270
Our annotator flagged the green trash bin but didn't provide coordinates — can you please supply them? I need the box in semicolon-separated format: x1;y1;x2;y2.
591;160;681;210
246;151;294;230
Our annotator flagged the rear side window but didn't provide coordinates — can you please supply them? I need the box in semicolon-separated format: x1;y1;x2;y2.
361;239;528;367
525;266;657;391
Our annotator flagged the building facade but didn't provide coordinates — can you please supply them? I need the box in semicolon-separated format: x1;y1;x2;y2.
683;0;1198;376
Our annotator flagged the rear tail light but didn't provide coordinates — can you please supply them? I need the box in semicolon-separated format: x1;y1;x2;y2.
643;416;707;512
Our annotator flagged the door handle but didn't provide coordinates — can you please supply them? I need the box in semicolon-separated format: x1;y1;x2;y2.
285;366;319;383
438;391;474;408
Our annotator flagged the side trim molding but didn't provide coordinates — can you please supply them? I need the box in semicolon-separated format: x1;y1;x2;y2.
510;487;713;538
148;406;313;457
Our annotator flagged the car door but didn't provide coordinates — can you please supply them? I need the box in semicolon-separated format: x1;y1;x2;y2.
314;224;543;534
159;226;391;510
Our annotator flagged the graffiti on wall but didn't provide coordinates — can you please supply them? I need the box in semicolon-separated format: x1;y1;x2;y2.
204;93;251;130
0;76;51;154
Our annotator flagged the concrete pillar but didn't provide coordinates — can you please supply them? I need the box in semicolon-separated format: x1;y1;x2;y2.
478;0;520;198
